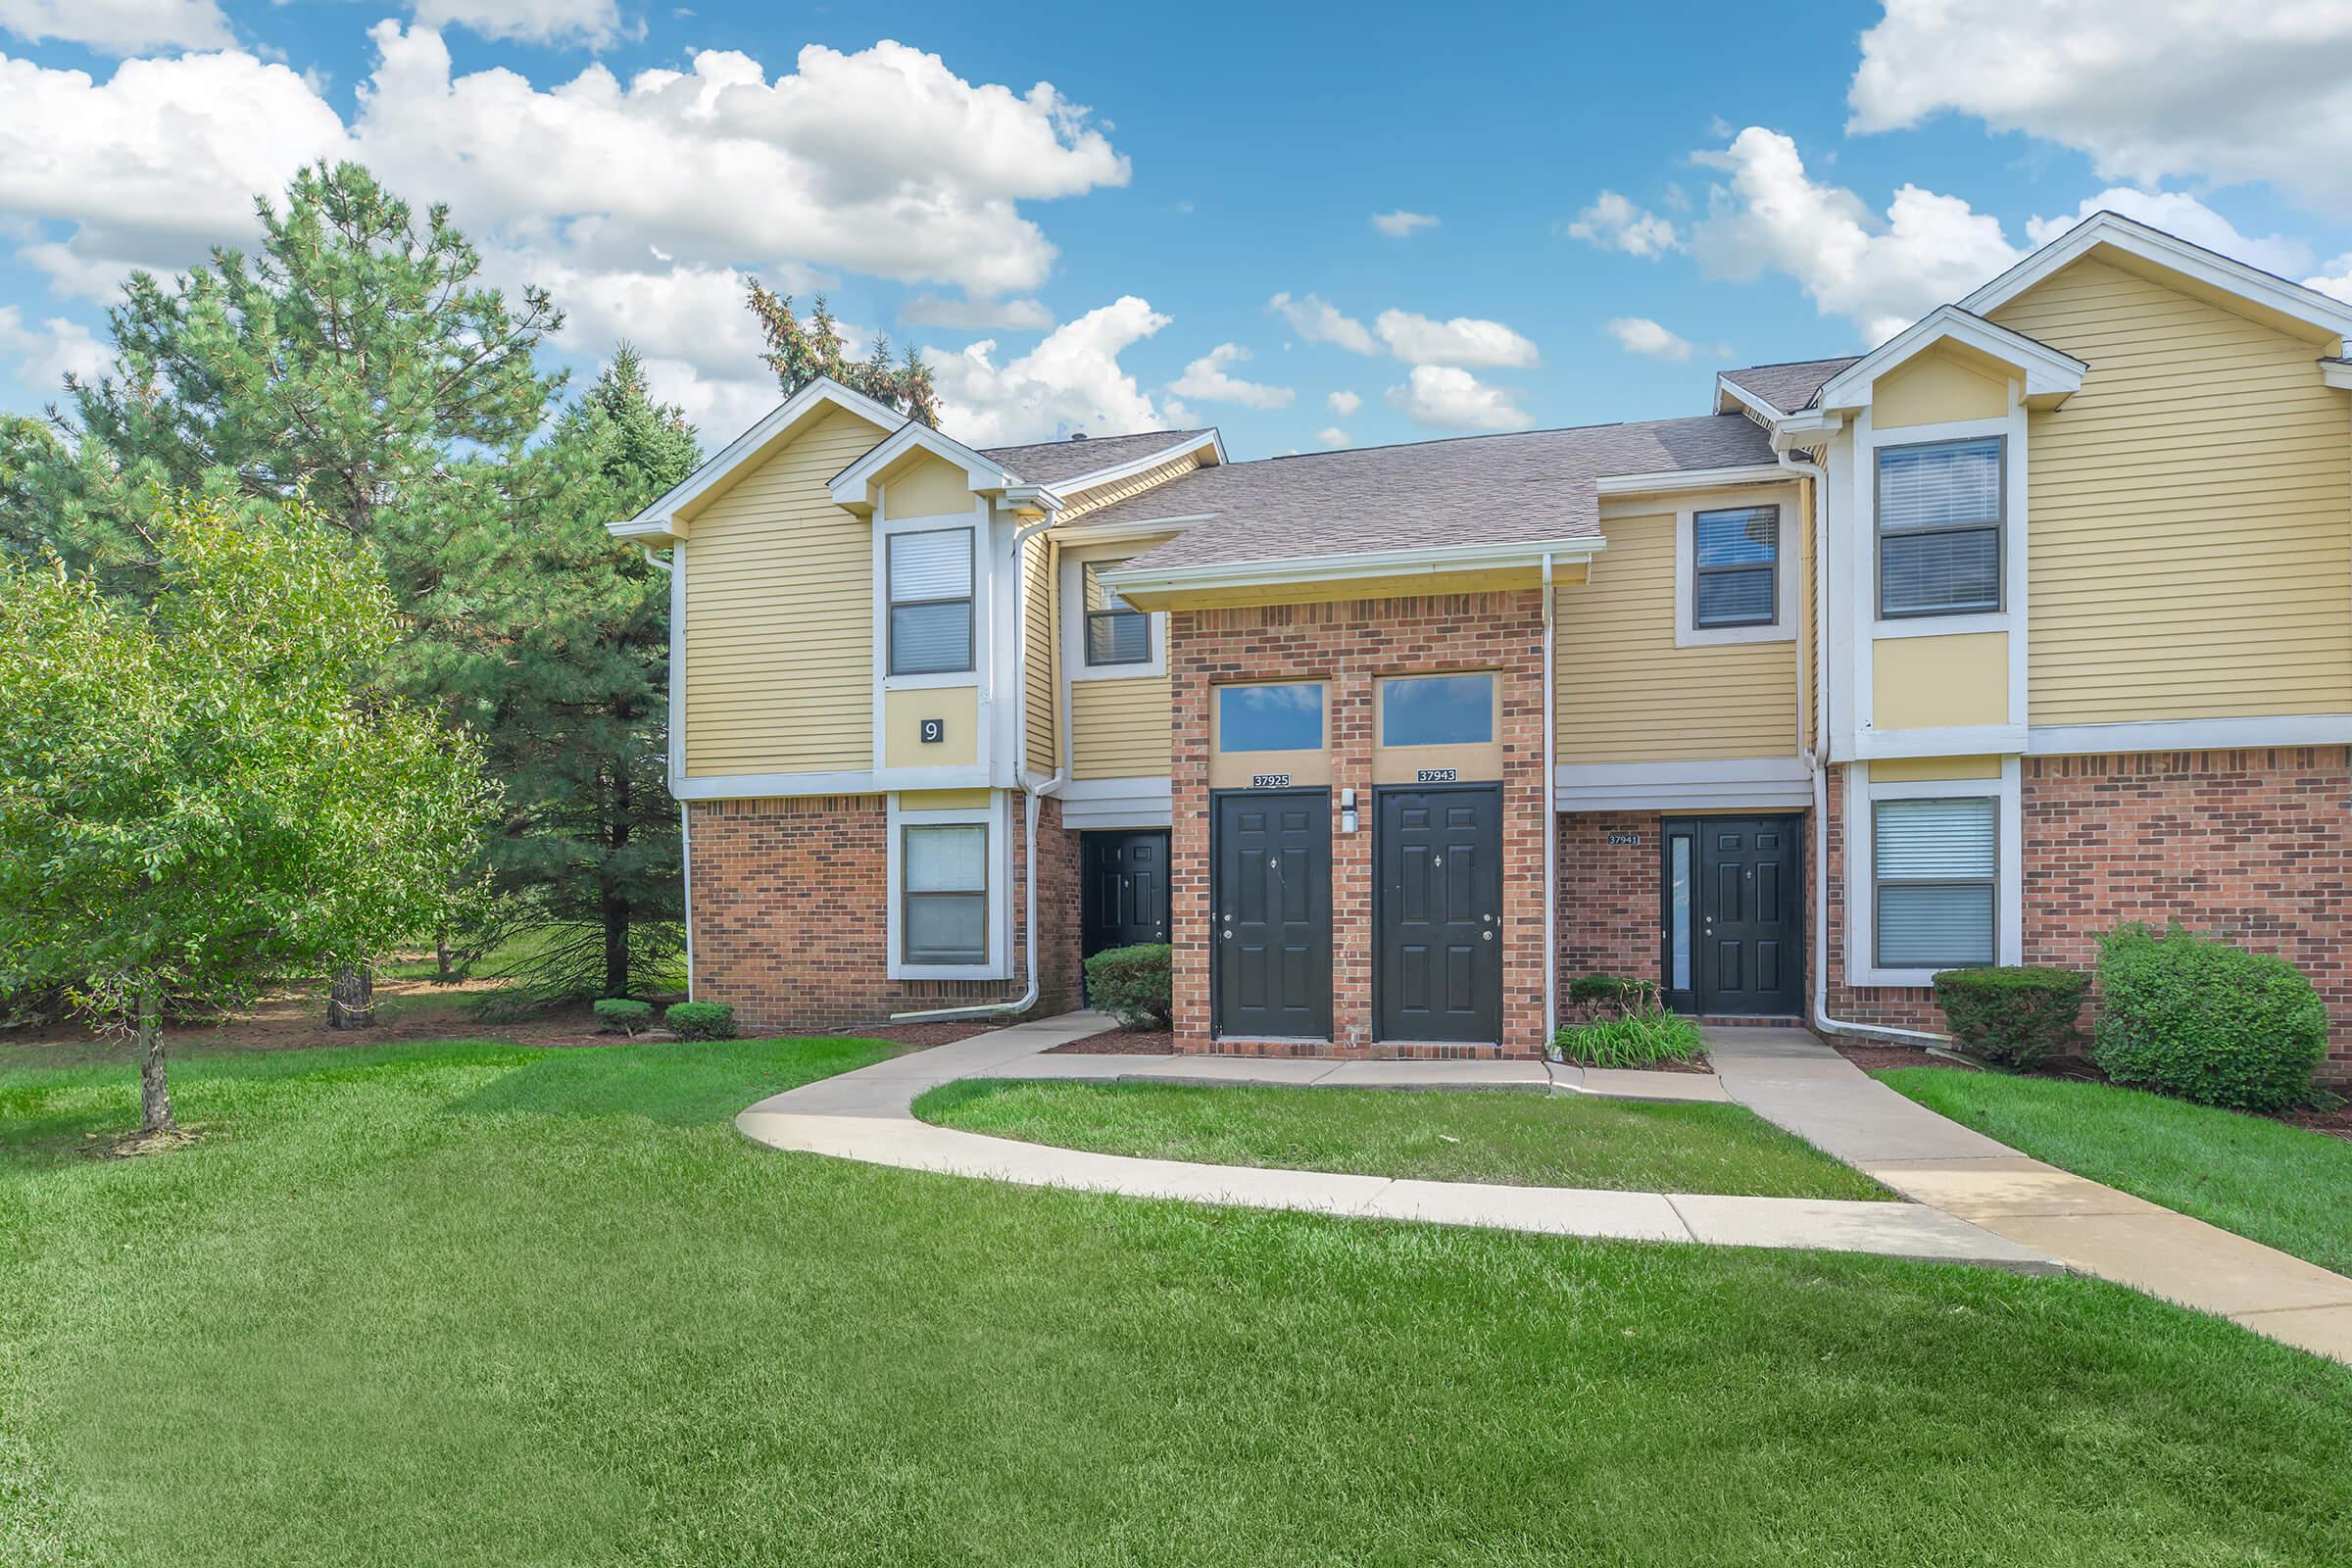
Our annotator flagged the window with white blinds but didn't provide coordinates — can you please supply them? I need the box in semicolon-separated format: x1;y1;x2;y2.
888;529;974;675
1692;505;1779;628
902;823;987;963
1082;560;1150;666
1873;797;1997;968
1877;436;2001;617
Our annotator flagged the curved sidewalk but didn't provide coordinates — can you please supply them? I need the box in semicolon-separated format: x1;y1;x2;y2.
736;1012;2057;1272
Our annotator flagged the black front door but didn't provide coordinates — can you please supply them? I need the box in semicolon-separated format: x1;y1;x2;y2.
1081;831;1169;998
1663;815;1802;1017
1211;790;1332;1040
1375;784;1503;1044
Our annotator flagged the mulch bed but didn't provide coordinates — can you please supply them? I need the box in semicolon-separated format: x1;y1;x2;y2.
1046;1027;1174;1054
837;1019;1004;1048
2282;1102;2352;1143
1832;1042;1971;1073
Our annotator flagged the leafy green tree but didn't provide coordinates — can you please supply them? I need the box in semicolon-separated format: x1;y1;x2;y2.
746;280;939;425
0;498;494;1135
0;415;63;563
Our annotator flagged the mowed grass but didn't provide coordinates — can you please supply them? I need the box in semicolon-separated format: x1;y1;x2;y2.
3;1041;2350;1567
1881;1067;2352;1274
917;1078;1893;1200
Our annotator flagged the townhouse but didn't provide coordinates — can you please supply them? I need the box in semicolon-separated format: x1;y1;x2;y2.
613;213;2352;1073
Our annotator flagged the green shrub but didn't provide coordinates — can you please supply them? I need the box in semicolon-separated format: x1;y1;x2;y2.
1567;973;1661;1007
1931;965;2087;1068
664;1001;737;1042
1084;943;1172;1030
1553;1005;1707;1069
593;998;655;1038
2091;923;2327;1112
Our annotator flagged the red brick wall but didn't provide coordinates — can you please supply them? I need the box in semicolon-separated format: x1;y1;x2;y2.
1168;591;1549;1058
685;792;1078;1034
1555;811;1664;990
1824;749;2352;1074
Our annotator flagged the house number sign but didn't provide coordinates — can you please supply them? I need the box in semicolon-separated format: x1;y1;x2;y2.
919;718;945;745
1416;767;1458;783
1606;831;1643;846
1249;773;1293;789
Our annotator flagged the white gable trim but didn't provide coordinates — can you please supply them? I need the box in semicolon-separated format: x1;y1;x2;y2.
830;418;1018;513
1814;305;2085;414
1052;430;1228;497
1962;210;2352;341
606;375;908;543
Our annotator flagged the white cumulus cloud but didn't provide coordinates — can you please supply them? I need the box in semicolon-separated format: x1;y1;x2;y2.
0;0;231;54
1314;426;1348;447
1690;126;2022;344
1168;342;1293;410
1605;317;1705;362
1849;0;2352;214
1386;365;1533;432
2025;187;2314;276
1371;210;1439;237
0;304;108;392
1373;309;1539;368
1269;290;1376;355
410;0;627;49
1326;388;1360;416
1565;190;1682;257
927;295;1169;445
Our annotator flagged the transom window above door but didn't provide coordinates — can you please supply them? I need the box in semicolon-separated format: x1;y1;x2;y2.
1691;506;1779;629
1216;682;1325;753
1379;673;1495;748
888;528;974;676
1082;561;1150;666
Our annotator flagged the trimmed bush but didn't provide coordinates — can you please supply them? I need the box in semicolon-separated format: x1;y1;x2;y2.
1567;973;1661;1008
1084;943;1172;1030
1932;966;2087;1069
593;998;655;1038
664;1001;737;1042
2092;923;2327;1112
1553;1005;1707;1070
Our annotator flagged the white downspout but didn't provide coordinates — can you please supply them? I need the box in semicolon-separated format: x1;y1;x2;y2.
1541;552;1560;1058
890;513;1066;1024
642;545;694;1000
1776;450;1943;1046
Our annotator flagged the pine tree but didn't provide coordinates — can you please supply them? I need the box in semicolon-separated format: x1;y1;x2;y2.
746;280;940;425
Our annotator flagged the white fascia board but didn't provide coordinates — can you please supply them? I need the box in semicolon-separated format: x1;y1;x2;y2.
669;767;879;801
1103;535;1604;598
610;375;909;541
1552;757;1810;811
1051;432;1226;498
2321;360;2352;391
611;516;684;544
1051;513;1218;547
2028;714;2352;756
1814;306;2086;414
1593;464;1788;496
1768;409;1845;453
829;419;1017;510
1713;377;1788;422
1963;210;2352;342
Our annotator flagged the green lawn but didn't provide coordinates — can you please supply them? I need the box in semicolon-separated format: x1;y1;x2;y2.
917;1078;1893;1200
5;1040;2351;1567
1880;1067;2352;1274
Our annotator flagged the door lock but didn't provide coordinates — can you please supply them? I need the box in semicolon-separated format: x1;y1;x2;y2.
1482;930;1494;941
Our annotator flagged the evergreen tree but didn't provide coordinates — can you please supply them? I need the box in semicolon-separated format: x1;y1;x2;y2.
746;280;940;425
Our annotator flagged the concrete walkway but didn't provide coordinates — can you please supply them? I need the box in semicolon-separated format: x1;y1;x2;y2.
1705;1026;2352;1363
736;1012;2054;1272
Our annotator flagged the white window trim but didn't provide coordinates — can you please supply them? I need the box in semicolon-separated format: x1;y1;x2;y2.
1061;541;1167;681
876;506;989;693
1674;493;1798;648
885;791;1011;980
1843;759;2023;989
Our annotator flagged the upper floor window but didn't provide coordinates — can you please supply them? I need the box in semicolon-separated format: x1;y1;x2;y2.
1873;797;1996;969
1878;436;2002;618
888;528;973;676
1216;682;1324;753
1380;673;1495;747
1083;561;1151;666
1691;506;1780;629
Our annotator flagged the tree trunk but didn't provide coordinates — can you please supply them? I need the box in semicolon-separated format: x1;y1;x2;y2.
602;772;631;998
137;983;174;1134
327;963;373;1028
435;930;454;982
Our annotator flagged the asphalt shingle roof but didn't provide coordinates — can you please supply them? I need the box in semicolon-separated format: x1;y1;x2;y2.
978;429;1211;487
1086;414;1775;574
1718;357;1862;415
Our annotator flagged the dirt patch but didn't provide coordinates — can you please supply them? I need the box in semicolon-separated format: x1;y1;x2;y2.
1047;1028;1174;1054
833;1019;1004;1048
2282;1102;2352;1143
1833;1042;1971;1073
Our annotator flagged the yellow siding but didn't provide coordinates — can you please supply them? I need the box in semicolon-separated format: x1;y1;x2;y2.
883;686;979;768
683;407;888;776
1873;348;2010;428
1873;632;2009;728
1989;259;2352;723
1872;755;2003;783
1022;535;1055;772
899;788;992;809
1058;452;1200;518
1552;512;1797;761
1070;676;1172;779
883;451;976;519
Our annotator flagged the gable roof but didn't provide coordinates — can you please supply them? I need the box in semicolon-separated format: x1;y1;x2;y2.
1716;357;1861;416
612;375;906;542
1095;414;1775;578
1812;304;2085;414
979;429;1213;487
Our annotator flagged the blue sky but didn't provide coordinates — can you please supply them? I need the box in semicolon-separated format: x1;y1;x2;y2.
3;1;2350;457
